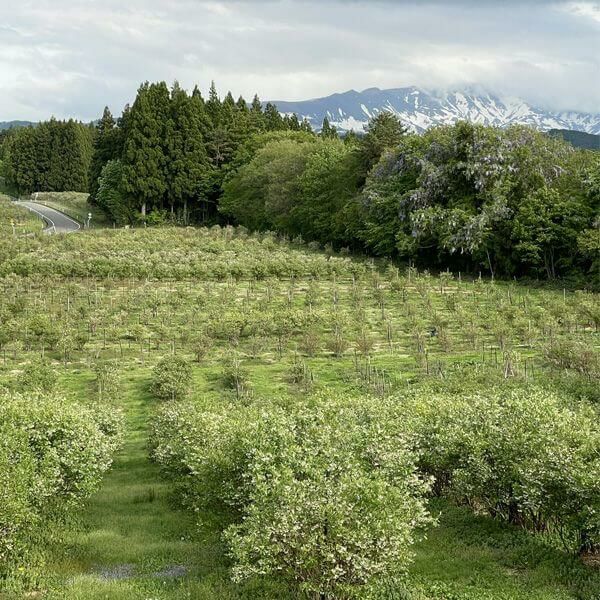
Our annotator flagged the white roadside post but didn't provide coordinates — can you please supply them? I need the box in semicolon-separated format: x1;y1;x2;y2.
87;212;92;229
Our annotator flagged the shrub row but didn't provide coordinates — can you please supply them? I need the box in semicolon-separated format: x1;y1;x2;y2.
0;227;366;281
401;388;600;554
0;393;123;577
150;387;600;596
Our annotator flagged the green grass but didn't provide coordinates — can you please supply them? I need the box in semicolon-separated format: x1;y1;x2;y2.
410;500;600;600
31;192;110;228
38;368;291;600
0;193;43;235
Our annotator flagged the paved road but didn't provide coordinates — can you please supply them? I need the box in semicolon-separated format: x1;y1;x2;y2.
16;201;81;234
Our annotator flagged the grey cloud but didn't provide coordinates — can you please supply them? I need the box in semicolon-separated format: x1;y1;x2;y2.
0;0;597;121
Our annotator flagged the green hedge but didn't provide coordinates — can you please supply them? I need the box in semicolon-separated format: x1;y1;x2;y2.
0;393;123;577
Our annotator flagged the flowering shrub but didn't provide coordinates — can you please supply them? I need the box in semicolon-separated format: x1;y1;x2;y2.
150;355;193;401
93;360;122;402
151;395;433;597
0;227;364;281
17;359;56;393
0;393;123;575
400;388;600;554
225;402;433;598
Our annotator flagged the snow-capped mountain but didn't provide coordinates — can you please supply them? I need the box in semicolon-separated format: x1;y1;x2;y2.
272;87;600;135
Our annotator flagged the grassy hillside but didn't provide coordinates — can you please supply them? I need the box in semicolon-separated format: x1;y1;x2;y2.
1;227;598;599
0;193;43;235
31;192;110;228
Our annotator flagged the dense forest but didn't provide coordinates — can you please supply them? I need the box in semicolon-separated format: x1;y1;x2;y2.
0;81;598;282
0;119;93;193
222;119;598;282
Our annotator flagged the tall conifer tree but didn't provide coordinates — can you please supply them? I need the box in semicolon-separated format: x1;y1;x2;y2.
320;116;338;139
205;81;222;126
249;94;266;133
300;118;314;133
289;113;301;131
122;81;170;218
264;102;284;131
166;82;211;223
236;96;249;113
89;107;119;202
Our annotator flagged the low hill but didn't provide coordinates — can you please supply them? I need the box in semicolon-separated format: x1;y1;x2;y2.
548;129;600;150
0;120;36;130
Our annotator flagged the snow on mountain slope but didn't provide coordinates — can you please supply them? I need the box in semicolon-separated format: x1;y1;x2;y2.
271;87;600;135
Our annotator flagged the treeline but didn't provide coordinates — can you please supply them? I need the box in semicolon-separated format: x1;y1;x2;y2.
221;117;600;281
88;79;597;280
89;81;312;225
1;119;93;194
0;80;309;214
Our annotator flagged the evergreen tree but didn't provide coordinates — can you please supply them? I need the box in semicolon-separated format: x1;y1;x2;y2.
300;118;314;133
206;126;236;170
3;120;92;194
359;112;406;176
122;82;170;219
192;85;204;103
117;104;131;151
220;92;238;130
343;130;360;146
166;82;211;223
89;107;119;202
251;94;263;113
46;118;65;190
0;129;9;158
205;81;222;126
320;116;338;139
249;94;266;133
33;120;53;191
60;120;92;192
223;91;236;112
236;96;249;113
264;103;284;131
205;88;247;174
233;95;253;149
96;159;134;224
289;114;301;131
4;126;37;193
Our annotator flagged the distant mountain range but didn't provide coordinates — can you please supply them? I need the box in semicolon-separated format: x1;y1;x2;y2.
0;120;35;130
3;88;600;150
272;87;600;136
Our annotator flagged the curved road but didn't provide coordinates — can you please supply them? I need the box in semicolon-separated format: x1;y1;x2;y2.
16;201;81;234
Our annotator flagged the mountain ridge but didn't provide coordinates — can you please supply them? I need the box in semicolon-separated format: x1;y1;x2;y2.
3;88;599;140
0;120;36;131
271;87;600;135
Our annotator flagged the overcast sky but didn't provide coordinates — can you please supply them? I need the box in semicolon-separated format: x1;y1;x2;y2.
0;0;598;121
